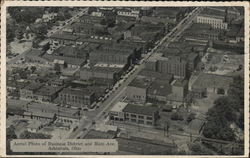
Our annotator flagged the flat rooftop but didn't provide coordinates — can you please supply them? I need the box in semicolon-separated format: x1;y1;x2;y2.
110;102;128;113
123;104;158;116
192;73;234;89
128;78;151;89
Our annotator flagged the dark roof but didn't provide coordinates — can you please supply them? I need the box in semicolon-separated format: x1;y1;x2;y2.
50;33;79;41
148;81;172;97
192;73;233;90
128;78;151;89
22;82;43;91
34;86;63;96
81;66;123;74
138;69;173;81
123;104;158;116
26;49;45;57
59;88;94;96
187;53;199;61
42;54;86;65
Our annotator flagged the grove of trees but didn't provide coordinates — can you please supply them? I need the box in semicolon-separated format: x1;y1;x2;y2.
203;75;244;141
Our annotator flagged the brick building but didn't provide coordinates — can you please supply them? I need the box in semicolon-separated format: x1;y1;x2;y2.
58;88;96;108
191;73;233;98
157;56;187;79
123;104;159;126
109;102;159;126
50;33;80;47
33;86;63;102
195;14;228;30
126;78;151;103
79;66;123;83
20;82;44;99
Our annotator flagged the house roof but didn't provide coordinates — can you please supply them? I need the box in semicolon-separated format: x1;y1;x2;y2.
123;104;158;116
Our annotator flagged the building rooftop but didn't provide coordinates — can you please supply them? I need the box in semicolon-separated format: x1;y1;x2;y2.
81;66;123;74
138;69;173;81
59;88;94;96
187;53;199;61
34;86;63;97
198;13;225;21
192;73;233;90
50;33;79;41
42;54;86;66
25;49;45;57
110;102;128;113
148;81;172;97
22;82;43;91
172;79;188;87
123;104;158;116
128;78;151;89
27;120;45;129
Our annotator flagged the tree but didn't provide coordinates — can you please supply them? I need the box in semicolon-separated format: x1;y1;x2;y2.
30;66;37;73
6;125;17;140
15;30;24;41
54;63;61;74
6;19;16;43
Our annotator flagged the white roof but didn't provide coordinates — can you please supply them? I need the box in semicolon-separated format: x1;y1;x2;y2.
110;102;128;112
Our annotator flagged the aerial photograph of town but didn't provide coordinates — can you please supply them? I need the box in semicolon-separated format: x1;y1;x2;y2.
5;6;245;155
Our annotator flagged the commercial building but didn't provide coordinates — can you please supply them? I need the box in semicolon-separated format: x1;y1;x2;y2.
195;14;228;30
137;69;174;83
33;86;63;102
109;102;159;126
126;78;151;103
123;104;159;126
42;45;88;69
20;82;44;99
183;23;223;41
191;73;234;98
58;88;95;108
79;14;104;24
117;9;141;18
152;7;182;23
157;56;187;79
50;33;80;47
167;79;189;103
25;49;47;64
79;66;123;83
89;49;134;67
109;102;128;121
147;81;172;102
